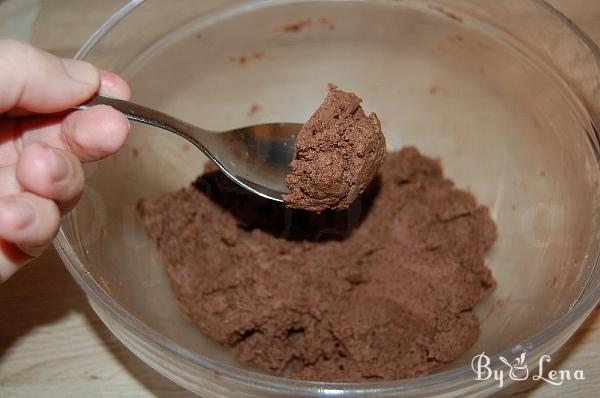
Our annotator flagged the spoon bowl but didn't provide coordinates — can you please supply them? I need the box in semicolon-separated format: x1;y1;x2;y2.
78;96;300;202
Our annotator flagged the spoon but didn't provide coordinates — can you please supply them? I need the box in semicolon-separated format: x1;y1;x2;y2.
77;96;301;202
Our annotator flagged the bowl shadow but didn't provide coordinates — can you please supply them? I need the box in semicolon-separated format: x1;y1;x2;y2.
494;305;600;397
0;249;192;398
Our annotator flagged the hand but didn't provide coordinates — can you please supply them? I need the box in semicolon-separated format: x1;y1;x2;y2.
0;39;131;282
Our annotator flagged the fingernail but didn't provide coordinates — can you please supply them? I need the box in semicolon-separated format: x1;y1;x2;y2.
48;149;70;182
0;200;36;231
99;70;125;99
62;58;99;86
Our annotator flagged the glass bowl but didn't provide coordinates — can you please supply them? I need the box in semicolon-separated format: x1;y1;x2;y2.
55;0;600;396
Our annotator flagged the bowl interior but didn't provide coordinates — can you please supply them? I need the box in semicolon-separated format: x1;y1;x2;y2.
64;0;600;380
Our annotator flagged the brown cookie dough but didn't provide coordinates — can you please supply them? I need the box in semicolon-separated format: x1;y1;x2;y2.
283;84;386;212
138;147;497;382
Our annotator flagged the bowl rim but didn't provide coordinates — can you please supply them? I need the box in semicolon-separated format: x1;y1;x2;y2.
57;0;600;395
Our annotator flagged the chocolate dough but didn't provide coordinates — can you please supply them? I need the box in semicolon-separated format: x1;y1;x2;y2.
138;147;497;382
283;84;386;212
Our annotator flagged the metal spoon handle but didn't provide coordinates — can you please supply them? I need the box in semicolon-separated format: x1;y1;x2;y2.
74;95;298;202
76;95;200;141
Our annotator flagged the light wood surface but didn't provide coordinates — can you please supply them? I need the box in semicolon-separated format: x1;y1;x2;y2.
0;1;599;397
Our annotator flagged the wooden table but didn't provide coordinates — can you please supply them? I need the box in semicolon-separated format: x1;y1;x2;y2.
0;1;598;397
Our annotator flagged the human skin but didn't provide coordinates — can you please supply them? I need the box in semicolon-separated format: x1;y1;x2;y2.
0;39;131;283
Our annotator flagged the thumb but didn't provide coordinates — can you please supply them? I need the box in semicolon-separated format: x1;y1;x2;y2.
0;39;99;114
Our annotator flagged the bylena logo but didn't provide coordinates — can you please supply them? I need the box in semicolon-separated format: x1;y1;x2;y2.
471;352;585;388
